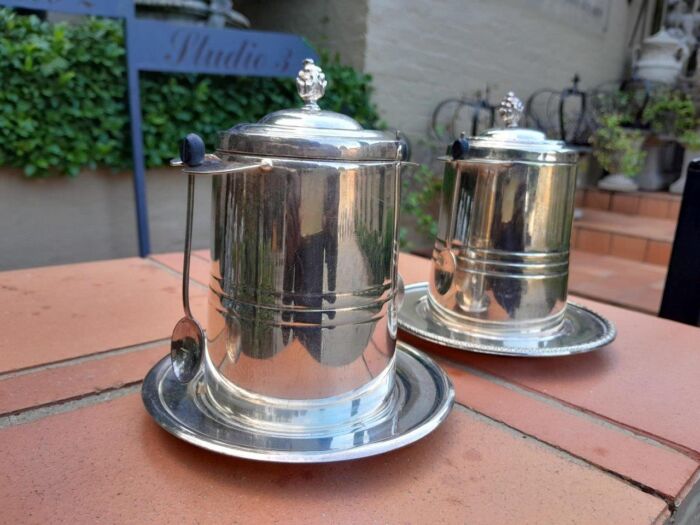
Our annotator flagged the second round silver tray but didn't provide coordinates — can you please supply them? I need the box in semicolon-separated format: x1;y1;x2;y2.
398;282;616;357
142;342;454;463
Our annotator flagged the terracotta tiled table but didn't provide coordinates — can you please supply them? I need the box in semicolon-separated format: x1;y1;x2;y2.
1;253;699;524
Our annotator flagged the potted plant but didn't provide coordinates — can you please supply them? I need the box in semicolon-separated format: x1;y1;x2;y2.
591;114;647;192
641;89;700;192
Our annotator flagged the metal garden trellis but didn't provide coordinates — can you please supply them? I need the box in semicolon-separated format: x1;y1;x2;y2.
0;0;316;256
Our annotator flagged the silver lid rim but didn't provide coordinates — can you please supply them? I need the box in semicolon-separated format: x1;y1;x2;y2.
459;142;579;164
218;126;405;162
452;92;579;164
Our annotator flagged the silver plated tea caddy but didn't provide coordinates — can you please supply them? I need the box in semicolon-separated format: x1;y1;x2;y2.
399;92;615;357
142;59;454;462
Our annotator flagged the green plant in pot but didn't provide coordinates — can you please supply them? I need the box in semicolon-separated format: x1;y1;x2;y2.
642;89;700;147
591;114;647;192
642;90;700;194
636;89;700;191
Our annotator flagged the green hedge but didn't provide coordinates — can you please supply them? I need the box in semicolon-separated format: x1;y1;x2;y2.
0;8;381;177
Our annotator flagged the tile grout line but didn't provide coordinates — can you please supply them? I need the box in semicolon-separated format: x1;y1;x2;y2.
441;356;698;461
0;378;686;511
0;378;145;418
573;226;674;245
191;252;210;262
452;401;677;508
0;338;170;381
146;256;209;289
0;389;677;509
672;468;700;524
676;466;700;506
0;383;142;429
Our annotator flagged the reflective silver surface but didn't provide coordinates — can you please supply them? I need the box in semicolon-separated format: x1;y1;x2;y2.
199;60;408;429
429;92;580;336
170;172;205;383
142;342;454;462
144;59;431;454
171;317;205;383
206;155;403;407
170;159;269;382
400;283;616;357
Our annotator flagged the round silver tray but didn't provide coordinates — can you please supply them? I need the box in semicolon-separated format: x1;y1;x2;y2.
398;283;616;357
142;342;454;463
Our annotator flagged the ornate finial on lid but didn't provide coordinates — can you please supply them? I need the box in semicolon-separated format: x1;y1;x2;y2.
498;92;524;128
296;58;327;110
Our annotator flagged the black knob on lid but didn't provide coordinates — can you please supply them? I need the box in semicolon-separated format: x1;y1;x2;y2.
451;137;470;160
180;133;205;167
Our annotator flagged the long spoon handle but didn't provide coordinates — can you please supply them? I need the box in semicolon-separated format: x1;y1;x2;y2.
182;173;195;319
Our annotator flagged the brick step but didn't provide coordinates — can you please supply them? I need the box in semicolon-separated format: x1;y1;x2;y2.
575;187;681;221
572;209;675;266
569;250;666;315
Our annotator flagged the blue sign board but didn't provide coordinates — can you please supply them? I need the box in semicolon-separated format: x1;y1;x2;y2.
130;20;309;77
0;0;316;256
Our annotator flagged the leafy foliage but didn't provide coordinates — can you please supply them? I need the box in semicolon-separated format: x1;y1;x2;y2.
401;162;442;247
0;9;128;176
589;87;700;177
641;89;700;149
0;9;381;177
590;114;647;178
140;51;382;168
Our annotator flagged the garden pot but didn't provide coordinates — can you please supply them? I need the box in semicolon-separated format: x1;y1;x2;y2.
135;0;250;27
595;134;646;193
637;143;666;191
597;173;639;192
633;29;689;85
671;147;700;194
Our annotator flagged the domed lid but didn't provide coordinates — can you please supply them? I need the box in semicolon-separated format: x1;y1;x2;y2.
217;59;406;161
642;29;684;48
458;92;577;164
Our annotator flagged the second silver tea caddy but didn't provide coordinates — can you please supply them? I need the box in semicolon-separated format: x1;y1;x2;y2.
399;92;615;357
142;59;454;462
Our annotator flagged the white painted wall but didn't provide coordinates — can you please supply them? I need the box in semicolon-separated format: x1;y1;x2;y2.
0;168;212;270
238;0;369;70
363;0;638;140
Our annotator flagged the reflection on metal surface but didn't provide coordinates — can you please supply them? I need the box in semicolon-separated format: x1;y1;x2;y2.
428;92;580;337
400;283;616;357
143;59;447;459
170;171;206;383
206;157;401;403
141;343;454;462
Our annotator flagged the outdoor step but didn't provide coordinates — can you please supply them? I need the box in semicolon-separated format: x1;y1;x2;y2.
568;250;666;315
575;187;681;221
572;209;675;266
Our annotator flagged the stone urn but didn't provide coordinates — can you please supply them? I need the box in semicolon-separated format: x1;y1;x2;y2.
633;30;689;85
135;0;250;28
671;148;700;194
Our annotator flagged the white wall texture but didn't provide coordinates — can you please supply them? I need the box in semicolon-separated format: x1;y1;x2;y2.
238;0;369;70
240;0;643;152
0;169;212;270
363;0;637;139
